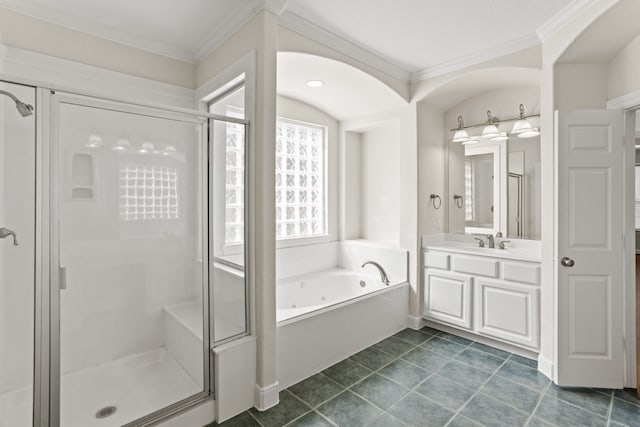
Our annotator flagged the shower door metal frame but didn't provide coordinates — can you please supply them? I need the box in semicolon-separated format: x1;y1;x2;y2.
47;93;217;427
0;71;251;426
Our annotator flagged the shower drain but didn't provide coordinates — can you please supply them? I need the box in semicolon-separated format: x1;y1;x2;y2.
95;406;117;419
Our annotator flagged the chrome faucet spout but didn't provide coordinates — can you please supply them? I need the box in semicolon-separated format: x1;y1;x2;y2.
361;261;390;285
486;234;495;248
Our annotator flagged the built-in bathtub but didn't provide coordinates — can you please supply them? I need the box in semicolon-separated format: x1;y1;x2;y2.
277;268;404;323
276;240;409;389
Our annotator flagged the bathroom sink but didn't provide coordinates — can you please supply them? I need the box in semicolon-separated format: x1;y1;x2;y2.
423;240;540;262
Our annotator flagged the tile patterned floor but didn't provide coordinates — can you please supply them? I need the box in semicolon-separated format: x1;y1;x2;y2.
209;327;640;427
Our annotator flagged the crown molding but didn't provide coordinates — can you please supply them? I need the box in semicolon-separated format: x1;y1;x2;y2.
0;46;195;107
606;89;640;110
192;0;264;61
277;10;410;83
410;33;541;83
536;0;603;42
0;3;197;63
263;0;289;16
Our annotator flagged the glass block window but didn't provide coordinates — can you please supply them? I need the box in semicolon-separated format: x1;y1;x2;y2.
224;106;245;245
119;164;178;220
276;119;326;239
465;159;474;221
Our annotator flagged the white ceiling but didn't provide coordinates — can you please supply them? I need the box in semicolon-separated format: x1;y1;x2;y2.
0;0;254;62
284;0;571;72
277;52;406;121
0;0;576;76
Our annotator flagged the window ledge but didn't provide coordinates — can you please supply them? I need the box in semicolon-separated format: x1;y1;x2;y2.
276;234;333;249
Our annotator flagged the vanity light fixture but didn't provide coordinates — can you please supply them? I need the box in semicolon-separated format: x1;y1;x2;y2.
306;80;324;88
510;104;540;138
449;104;540;144
85;134;103;148
480;111;500;139
462;136;480;145
112;138;130;151
162;145;177;156
138;141;154;154
452;116;470;143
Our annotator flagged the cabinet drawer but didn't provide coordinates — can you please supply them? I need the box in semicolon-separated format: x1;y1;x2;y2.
424;252;449;270
423;269;472;329
502;262;540;285
474;278;539;349
452;255;498;278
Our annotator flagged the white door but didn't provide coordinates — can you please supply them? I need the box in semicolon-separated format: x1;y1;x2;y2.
556;109;624;387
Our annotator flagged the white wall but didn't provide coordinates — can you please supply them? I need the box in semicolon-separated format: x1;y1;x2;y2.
608;33;640;101
198;10;279;403
554;63;608;109
0;83;36;394
360;120;402;246
341;131;361;240
445;86;541;239
417;102;447;236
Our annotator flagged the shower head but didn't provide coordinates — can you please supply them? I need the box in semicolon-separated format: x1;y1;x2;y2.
0;89;34;117
15;100;33;117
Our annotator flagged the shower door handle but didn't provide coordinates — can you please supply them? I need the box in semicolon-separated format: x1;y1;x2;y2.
59;266;67;290
0;227;18;245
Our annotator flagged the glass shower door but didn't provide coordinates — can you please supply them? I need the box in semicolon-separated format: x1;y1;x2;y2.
0;82;36;427
52;96;210;427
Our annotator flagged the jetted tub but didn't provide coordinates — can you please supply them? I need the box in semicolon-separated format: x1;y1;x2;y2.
276;265;409;389
277;269;402;323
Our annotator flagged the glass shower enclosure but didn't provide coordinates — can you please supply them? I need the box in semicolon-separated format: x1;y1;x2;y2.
0;83;249;427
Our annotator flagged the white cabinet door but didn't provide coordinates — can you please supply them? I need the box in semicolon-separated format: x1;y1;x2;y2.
474;278;539;349
423;269;472;329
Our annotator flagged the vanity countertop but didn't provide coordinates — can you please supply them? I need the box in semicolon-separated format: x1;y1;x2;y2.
422;233;542;262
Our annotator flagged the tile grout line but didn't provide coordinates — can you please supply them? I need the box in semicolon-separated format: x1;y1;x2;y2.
523;379;552;426
443;353;513;426
246;408;266;427
606;390;614;425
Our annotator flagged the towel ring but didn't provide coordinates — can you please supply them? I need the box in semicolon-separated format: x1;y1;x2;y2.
453;194;464;208
430;194;442;209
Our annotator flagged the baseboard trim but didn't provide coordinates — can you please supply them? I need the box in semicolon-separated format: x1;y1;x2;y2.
537;354;554;381
407;315;426;330
254;382;279;411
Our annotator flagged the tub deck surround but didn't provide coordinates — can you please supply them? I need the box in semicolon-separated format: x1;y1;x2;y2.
213;327;640;427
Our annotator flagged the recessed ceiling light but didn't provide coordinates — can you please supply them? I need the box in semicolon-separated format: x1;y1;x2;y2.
306;80;324;88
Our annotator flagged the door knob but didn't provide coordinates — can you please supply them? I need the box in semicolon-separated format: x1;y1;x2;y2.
561;257;575;267
0;227;18;246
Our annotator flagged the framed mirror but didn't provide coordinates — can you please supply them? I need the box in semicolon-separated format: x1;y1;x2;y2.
449;136;540;240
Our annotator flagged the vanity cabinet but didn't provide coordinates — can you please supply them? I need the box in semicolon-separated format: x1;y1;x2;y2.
422;248;540;351
423;269;472;329
474;277;539;349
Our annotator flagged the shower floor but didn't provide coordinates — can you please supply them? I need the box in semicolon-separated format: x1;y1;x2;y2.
0;348;201;427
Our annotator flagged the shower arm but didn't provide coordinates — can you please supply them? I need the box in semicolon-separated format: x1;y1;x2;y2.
0;89;20;104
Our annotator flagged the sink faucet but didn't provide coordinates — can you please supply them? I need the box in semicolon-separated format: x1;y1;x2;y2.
486;234;495;248
361;261;390;285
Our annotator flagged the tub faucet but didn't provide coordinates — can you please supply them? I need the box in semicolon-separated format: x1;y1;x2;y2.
361;261;390;286
486;234;495;248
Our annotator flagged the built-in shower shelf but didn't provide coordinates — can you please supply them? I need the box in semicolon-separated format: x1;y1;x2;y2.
67;152;96;200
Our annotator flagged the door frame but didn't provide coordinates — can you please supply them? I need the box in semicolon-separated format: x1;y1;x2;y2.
608;93;640;389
